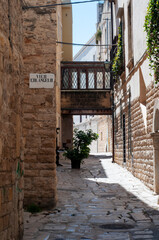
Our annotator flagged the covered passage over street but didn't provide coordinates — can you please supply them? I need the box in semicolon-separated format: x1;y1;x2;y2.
61;61;112;115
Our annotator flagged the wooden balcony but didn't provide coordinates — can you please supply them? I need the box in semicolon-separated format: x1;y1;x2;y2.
61;61;111;91
61;61;112;115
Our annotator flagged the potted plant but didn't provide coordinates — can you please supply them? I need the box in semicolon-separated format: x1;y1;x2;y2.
64;129;98;169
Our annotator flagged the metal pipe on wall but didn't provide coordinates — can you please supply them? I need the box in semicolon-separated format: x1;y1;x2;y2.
110;0;115;163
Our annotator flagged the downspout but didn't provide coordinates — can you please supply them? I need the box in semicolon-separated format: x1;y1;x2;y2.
110;0;115;163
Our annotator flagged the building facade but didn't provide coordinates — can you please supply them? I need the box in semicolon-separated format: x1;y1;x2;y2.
61;0;73;149
109;0;159;192
62;0;73;62
96;1;111;61
75;116;112;153
23;0;59;209
0;1;24;239
74;35;96;61
0;0;71;238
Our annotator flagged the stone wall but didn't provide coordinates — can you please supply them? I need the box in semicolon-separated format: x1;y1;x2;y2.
112;0;159;192
98;116;112;153
114;62;159;191
23;0;57;208
0;0;24;239
62;3;73;61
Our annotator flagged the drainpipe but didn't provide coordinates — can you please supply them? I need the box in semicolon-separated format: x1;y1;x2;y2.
110;0;115;163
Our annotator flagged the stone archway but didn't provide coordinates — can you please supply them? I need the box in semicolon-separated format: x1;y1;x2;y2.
151;99;159;193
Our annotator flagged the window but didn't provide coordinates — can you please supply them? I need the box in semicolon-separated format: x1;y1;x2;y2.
127;0;134;70
139;68;147;130
120;99;122;129
128;88;133;159
107;1;110;10
121;17;125;73
114;104;118;146
139;68;146;106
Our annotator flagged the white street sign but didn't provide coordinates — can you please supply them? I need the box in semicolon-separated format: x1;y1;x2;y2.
29;73;55;88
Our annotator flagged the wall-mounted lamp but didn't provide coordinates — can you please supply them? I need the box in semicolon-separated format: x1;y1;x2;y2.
104;60;111;71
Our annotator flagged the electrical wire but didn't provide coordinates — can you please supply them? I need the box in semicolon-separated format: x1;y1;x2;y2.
22;0;103;10
56;41;117;47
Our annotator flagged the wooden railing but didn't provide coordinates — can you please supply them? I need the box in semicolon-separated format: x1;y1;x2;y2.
61;62;111;90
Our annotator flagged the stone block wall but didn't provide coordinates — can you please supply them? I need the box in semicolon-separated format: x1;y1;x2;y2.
98;116;112;153
114;66;159;191
23;1;57;208
0;0;24;239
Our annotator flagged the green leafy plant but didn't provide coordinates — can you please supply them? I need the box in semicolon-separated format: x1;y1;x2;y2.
96;28;102;44
64;129;98;164
112;23;124;80
144;0;159;83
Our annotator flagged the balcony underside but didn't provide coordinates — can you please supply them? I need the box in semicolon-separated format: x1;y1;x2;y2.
61;90;112;115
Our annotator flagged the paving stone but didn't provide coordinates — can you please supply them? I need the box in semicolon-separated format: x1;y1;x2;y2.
152;220;159;225
23;155;159;240
130;212;150;222
134;230;153;235
133;235;154;239
35;233;50;240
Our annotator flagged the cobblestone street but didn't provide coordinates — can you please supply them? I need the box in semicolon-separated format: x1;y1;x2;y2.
23;155;159;240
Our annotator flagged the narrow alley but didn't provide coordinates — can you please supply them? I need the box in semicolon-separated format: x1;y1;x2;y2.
23;155;159;240
0;1;159;239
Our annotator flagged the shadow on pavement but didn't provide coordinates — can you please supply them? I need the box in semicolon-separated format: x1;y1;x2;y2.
23;155;159;240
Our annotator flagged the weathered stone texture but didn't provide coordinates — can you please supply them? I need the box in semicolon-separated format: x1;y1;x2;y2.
23;1;57;208
61;91;112;115
115;73;159;190
0;0;24;239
